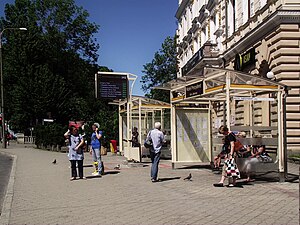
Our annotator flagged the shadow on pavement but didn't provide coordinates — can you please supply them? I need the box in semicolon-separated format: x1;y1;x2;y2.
285;173;299;183
85;171;120;179
83;164;93;168
157;177;181;182
227;184;244;188
249;172;298;184
104;171;120;175
0;153;13;214
86;175;102;179
236;181;254;186
140;161;151;164
177;165;212;170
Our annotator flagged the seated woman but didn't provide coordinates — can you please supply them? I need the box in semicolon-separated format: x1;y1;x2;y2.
252;145;272;162
244;145;272;182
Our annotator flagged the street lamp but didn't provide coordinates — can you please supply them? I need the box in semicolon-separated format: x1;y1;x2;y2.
0;27;27;148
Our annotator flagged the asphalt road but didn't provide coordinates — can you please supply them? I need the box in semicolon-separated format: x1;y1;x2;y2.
0;152;13;215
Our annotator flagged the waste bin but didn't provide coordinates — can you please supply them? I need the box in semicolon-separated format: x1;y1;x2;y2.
111;140;117;153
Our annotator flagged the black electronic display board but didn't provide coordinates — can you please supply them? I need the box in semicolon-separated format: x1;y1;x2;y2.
96;74;128;99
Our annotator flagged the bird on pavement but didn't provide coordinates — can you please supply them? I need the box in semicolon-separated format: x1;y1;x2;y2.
184;173;192;181
52;159;56;164
114;164;120;170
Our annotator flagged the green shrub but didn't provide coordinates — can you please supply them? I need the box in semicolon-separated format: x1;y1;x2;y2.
35;124;66;147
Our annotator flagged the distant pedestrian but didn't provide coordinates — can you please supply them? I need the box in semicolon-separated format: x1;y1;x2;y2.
131;127;140;147
6;131;11;146
146;122;165;182
64;126;86;181
90;123;103;176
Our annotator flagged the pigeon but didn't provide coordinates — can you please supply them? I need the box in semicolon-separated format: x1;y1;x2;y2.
52;159;56;164
183;173;192;181
114;164;120;170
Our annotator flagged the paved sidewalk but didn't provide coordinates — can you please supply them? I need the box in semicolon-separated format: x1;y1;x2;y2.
0;144;299;225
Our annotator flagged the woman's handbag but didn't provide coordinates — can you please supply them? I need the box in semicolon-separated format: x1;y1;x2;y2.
259;154;273;163
144;131;153;148
224;158;240;178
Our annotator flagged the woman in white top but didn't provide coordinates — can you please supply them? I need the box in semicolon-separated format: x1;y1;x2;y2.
64;126;85;180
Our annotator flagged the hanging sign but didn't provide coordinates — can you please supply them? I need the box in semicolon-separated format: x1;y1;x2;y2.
234;48;256;71
233;96;275;101
186;81;203;98
181;48;204;76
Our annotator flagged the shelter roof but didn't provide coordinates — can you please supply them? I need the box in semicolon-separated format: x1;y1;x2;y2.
155;67;287;102
109;96;170;110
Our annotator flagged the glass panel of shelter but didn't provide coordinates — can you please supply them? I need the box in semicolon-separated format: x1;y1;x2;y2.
193;83;280;162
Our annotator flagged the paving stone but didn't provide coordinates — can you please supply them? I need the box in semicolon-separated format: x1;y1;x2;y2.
0;144;298;225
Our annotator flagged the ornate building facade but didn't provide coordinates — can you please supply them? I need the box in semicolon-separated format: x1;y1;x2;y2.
176;0;300;152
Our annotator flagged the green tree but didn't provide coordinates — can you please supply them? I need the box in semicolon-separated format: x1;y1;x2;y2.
0;0;100;130
141;36;177;102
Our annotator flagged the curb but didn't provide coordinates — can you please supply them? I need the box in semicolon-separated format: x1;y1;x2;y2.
0;153;17;225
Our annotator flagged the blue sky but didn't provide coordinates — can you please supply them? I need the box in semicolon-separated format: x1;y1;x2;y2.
1;0;178;96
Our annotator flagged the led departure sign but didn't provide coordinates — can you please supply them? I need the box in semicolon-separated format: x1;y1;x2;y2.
96;74;128;99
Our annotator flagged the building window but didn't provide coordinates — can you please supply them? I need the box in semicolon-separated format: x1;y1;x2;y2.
249;0;254;17
242;0;248;24
259;0;267;10
232;0;236;32
189;5;193;26
201;26;206;44
210;15;216;43
226;0;235;36
184;13;188;36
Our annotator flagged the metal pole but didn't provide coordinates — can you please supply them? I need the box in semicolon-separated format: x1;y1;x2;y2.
277;91;285;182
250;92;253;138
138;98;142;145
283;90;288;179
119;105;123;155
225;72;231;130
161;109;163;130
138;98;142;162
126;101;130;159
170;91;176;169
0;30;6;148
208;101;212;163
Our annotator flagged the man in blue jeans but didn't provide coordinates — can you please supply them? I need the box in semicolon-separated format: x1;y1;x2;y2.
146;122;165;182
90;123;103;176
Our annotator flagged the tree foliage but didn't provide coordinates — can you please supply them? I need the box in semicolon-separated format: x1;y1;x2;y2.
0;0;118;142
141;36;177;102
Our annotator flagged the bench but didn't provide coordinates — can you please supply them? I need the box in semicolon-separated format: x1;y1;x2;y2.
236;157;278;175
212;136;279;175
